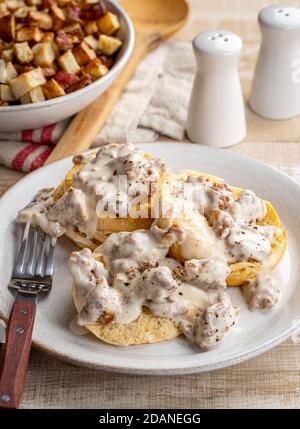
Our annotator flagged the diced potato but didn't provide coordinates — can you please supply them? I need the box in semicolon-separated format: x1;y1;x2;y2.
1;49;14;61
83;20;98;35
82;58;108;80
41;31;55;43
84;35;98;51
97;12;120;36
29;85;45;102
58;49;80;74
0;15;16;42
42;78;65;99
16;26;43;42
0;59;6;84
0;84;15;101
32;42;55;67
84;0;99;4
51;5;66;31
6;0;25;11
9;67;46;98
14;42;34;64
98;35;122;56
73;41;96;66
14;6;33;19
62;23;82;35
28;11;53;30
6;61;18;81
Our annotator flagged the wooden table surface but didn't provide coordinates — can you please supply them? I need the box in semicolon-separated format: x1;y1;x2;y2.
1;0;300;409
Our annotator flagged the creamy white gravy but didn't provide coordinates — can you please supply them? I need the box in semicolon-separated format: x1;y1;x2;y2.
17;143;168;239
16;143;282;349
69;225;239;350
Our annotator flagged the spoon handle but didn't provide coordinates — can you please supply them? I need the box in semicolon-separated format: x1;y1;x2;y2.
45;34;148;164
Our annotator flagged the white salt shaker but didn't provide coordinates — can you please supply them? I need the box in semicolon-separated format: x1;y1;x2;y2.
186;30;246;147
250;5;300;119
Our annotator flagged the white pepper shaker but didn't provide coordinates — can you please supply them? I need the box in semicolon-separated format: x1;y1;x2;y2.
186;30;246;147
250;5;300;120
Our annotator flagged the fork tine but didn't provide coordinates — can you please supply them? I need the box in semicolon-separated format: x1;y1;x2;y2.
35;232;46;277
13;222;30;276
44;236;57;278
25;227;38;275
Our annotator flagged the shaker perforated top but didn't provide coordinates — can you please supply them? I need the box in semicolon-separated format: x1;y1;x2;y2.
259;5;300;29
193;30;242;56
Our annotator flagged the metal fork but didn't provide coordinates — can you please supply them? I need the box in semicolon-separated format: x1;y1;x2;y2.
0;223;56;409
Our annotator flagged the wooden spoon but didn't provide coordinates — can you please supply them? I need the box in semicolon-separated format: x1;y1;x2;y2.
45;0;189;164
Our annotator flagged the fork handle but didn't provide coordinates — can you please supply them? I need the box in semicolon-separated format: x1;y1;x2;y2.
0;293;37;409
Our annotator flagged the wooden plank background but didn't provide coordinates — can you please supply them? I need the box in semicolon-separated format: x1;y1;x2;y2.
1;0;300;408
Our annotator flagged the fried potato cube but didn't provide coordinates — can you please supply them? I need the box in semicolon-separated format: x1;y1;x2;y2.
14;6;32;19
20;85;45;104
6;61;18;81
62;23;83;39
42;78;65;99
73;41;96;66
0;59;6;84
1;49;14;61
41;31;55;42
29;85;45;102
9;67;46;98
14;42;34;64
58;49;80;74
83;35;98;51
97;12;120;36
6;0;25;11
28;11;53;30
98;35;122;56
0;15;16;42
16;26;43;42
32;42;55;67
83;20;98;35
51;5;66;31
82;58;108;80
0;84;15;101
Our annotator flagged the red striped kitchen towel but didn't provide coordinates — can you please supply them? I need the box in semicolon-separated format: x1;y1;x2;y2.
0;120;69;173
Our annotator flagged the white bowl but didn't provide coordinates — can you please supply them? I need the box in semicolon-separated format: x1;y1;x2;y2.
0;0;135;132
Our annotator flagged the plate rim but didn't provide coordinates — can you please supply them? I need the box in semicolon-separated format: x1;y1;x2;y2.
1;142;300;375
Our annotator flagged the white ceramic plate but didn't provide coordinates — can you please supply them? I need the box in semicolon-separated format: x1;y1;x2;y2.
0;143;300;375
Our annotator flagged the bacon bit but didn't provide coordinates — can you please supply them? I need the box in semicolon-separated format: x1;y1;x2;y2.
42;67;57;78
66;5;83;24
65;72;92;93
80;2;107;21
54;70;79;89
55;30;74;51
99;55;113;69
